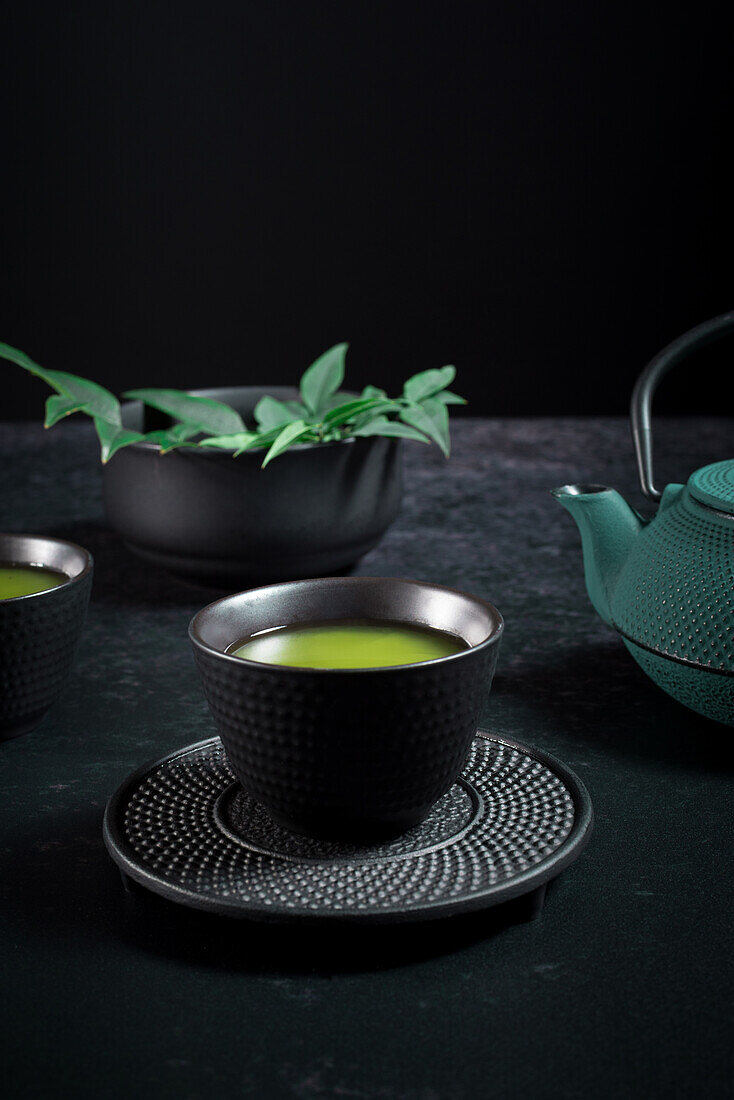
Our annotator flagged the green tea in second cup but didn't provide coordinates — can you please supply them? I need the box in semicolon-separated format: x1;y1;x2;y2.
228;618;468;669
0;562;69;600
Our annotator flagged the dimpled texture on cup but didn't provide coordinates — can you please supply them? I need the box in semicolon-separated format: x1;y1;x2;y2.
0;574;92;737
192;641;499;838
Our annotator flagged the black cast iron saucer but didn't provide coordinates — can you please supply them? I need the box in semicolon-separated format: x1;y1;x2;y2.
103;730;593;924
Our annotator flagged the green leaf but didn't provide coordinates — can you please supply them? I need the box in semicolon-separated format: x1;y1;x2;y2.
324;392;352;411
422;396;451;455
351;418;430;444
3;338;461;466
1;340;44;374
1;343;121;421
254;395;302;431
238;426;291;450
124;388;245;436
350;400;402;430
321;397;397;429
46;371;121;421
143;423;201;453
400;397;450;457
196;431;261;456
10;349;121;423
261;419;314;467
348;401;399;431
403;366;456;403
44;394;84;427
1;343;140;460
0;343;93;406
299;343;348;417
93;418;145;463
361;385;387;401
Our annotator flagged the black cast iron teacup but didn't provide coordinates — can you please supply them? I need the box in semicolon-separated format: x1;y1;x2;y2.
189;576;503;840
0;533;93;740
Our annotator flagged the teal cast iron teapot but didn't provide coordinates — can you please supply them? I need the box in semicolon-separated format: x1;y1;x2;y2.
553;311;734;725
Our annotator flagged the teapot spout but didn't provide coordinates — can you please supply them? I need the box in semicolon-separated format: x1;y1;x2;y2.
551;484;644;626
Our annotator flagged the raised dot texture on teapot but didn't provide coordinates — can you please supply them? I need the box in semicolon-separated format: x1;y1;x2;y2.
611;485;734;671
688;460;734;513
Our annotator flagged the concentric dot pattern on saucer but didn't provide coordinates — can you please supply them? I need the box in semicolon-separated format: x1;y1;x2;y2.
114;733;580;918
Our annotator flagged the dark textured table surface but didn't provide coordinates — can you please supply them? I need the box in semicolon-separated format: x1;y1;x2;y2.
1;418;733;1099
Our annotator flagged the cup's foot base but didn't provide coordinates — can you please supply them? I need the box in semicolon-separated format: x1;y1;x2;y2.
265;805;431;844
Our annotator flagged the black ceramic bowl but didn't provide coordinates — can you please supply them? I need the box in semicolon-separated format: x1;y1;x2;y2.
0;534;93;740
189;577;503;840
103;387;402;587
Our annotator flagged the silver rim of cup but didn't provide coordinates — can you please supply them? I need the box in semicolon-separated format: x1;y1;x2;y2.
189;575;503;674
0;533;93;603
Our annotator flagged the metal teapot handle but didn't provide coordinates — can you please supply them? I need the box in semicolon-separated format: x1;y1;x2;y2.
630;310;734;501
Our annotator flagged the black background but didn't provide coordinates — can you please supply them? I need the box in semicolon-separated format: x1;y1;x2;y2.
1;1;733;420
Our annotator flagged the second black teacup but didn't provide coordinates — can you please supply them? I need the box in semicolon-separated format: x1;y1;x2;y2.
189;576;503;840
0;533;93;739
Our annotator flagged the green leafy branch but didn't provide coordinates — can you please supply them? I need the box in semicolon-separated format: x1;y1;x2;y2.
1;340;465;466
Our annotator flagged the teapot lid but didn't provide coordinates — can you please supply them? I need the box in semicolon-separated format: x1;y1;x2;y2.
688;460;734;513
